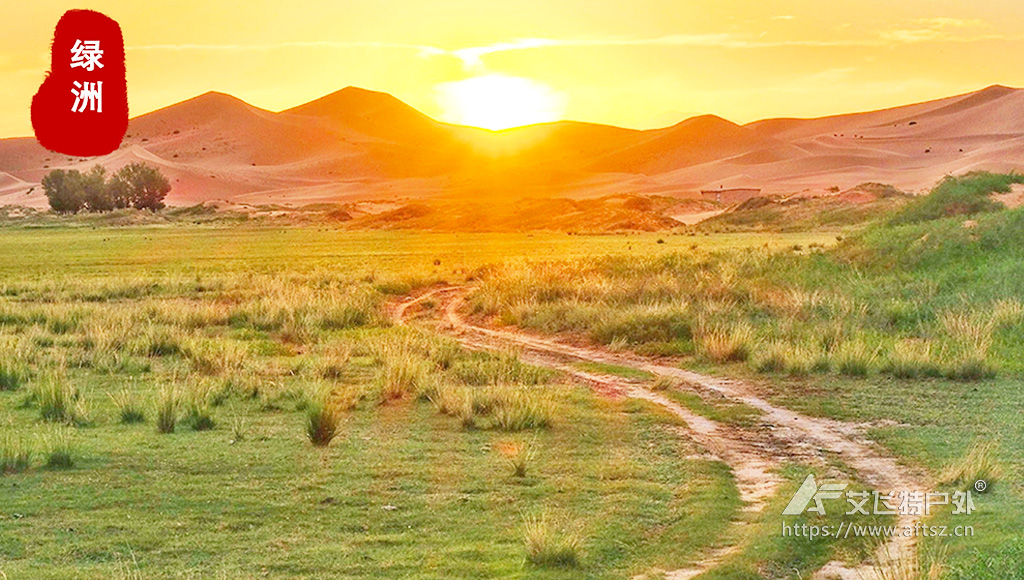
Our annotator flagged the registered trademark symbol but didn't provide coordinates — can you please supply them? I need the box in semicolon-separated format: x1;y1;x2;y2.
974;479;988;492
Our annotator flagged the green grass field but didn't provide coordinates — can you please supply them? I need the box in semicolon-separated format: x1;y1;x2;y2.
1;175;1022;579
0;226;840;579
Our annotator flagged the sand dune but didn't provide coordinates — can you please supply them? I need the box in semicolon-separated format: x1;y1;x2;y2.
1;84;1023;208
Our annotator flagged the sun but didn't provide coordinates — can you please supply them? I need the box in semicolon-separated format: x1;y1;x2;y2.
435;75;567;131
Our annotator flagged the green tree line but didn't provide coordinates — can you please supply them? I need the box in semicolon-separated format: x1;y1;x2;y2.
42;163;171;213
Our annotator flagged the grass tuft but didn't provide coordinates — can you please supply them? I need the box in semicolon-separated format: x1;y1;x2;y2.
110;385;145;424
33;376;87;425
0;433;32;474
938;440;1005;490
304;385;351;447
496;439;535;478
699;322;753;363
40;426;75;469
523;515;582;568
155;384;178;434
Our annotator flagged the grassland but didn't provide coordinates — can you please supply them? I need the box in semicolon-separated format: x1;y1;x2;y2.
1;174;1021;579
0;225;838;579
470;173;1024;579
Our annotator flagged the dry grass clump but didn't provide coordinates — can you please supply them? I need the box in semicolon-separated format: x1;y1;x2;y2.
110;384;145;424
314;344;351;379
449;351;554;386
698;322;753;363
834;341;877;377
183;339;248;376
304;384;356;447
496;439;535;477
426;382;470;416
884;339;942;379
33;375;88;425
938;440;1005;490
155;384;178;434
428;384;555;431
0;356;26;391
0;432;32;474
871;544;945;580
181;385;216;431
40;426;75;469
523;515;583;568
375;351;429;402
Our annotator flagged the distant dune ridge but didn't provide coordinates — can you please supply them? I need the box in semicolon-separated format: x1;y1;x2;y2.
2;84;1024;210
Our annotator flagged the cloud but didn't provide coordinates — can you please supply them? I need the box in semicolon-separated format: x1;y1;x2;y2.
879;17;995;43
127;40;446;59
125;19;1017;71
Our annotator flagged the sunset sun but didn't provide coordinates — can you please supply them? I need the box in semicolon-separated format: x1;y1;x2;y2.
436;74;567;131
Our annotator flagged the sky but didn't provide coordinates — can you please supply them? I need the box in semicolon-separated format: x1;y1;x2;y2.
3;0;1024;136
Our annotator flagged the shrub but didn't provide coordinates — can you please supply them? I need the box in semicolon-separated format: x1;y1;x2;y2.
523;515;582;568
156;384;178;434
889;171;1024;225
0;433;32;474
110;385;145;424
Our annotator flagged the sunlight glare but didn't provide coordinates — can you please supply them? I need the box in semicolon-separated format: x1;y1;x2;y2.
436;75;567;131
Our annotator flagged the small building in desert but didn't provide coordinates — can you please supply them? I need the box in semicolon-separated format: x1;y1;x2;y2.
700;187;762;205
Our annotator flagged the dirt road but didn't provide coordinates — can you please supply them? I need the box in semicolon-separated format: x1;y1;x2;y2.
393;285;925;580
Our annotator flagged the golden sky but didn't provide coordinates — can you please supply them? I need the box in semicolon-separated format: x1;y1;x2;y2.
3;0;1024;136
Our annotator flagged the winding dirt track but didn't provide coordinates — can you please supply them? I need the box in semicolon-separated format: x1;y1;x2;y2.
392;286;924;580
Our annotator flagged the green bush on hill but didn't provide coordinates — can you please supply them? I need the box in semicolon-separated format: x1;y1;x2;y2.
889;171;1024;225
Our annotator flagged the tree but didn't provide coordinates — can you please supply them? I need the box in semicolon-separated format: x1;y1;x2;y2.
42;163;171;213
109;163;170;211
41;169;86;213
81;165;113;212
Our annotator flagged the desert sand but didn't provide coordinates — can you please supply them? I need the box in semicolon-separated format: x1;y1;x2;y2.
1;84;1023;209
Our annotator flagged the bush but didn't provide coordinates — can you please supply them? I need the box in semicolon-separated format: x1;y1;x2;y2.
889;171;1024;225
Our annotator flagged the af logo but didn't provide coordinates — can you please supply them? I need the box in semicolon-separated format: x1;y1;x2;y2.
782;475;849;515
